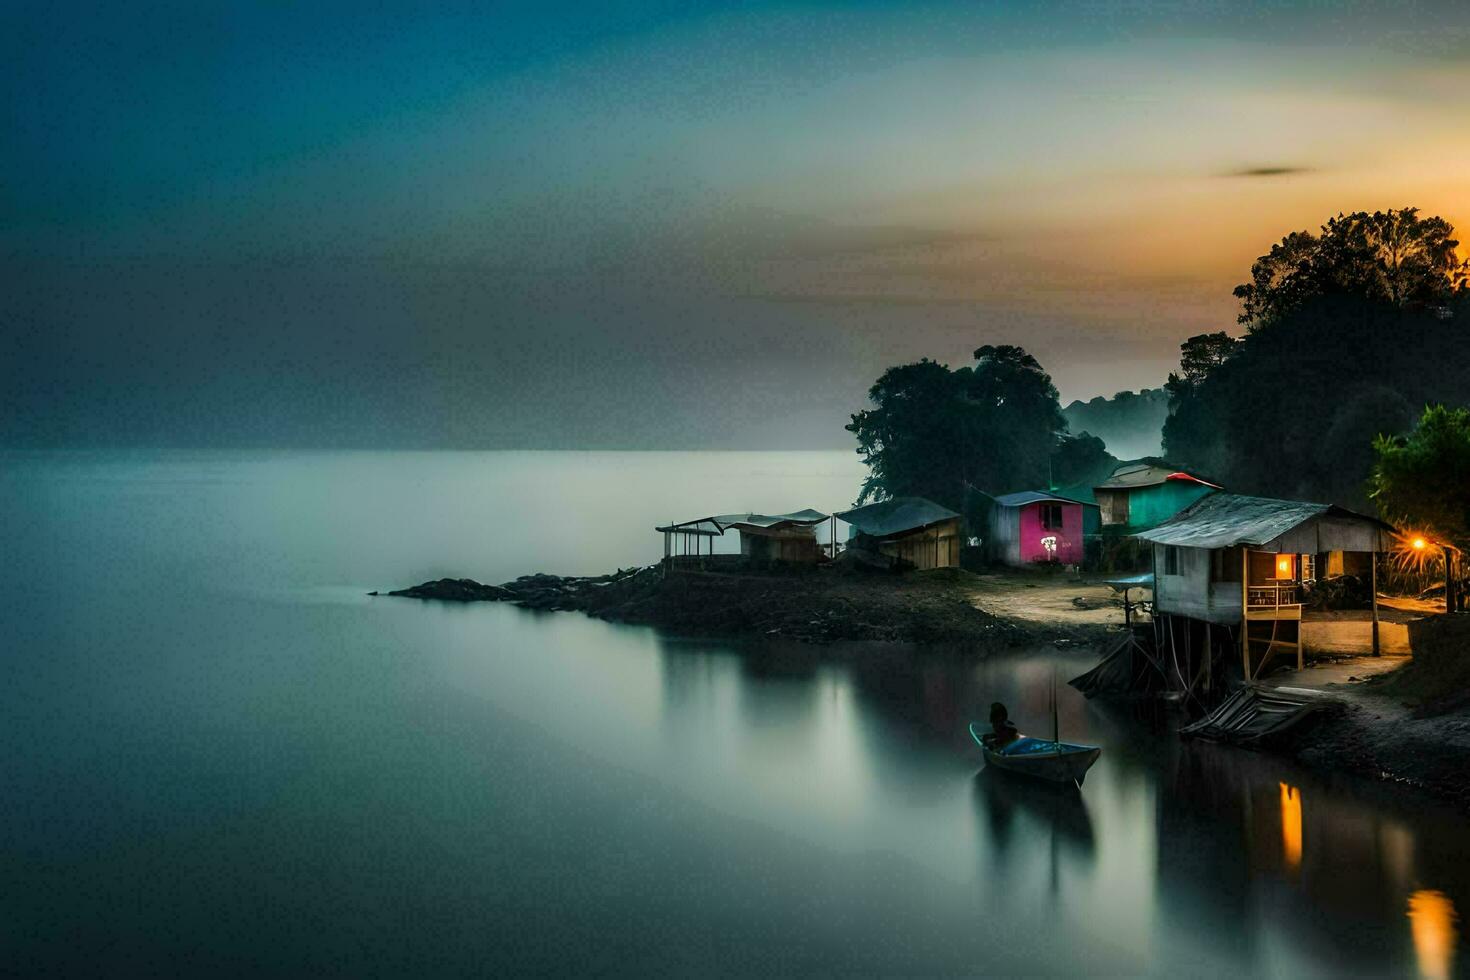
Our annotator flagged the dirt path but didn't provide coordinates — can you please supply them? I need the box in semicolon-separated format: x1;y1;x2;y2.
965;572;1134;629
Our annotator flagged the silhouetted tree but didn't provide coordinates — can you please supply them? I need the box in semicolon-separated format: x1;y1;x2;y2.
1051;432;1116;489
848;345;1065;507
1163;209;1470;505
1164;332;1238;398
1234;208;1468;329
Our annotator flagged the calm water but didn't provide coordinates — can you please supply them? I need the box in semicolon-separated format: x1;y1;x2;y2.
1;450;1465;977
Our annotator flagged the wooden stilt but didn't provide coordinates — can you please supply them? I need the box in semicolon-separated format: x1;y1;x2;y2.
1371;554;1381;657
1241;548;1251;680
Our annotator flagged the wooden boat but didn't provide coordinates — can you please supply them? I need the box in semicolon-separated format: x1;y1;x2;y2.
969;724;1102;785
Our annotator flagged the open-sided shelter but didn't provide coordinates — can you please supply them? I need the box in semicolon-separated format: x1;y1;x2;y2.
656;510;829;564
835;497;962;570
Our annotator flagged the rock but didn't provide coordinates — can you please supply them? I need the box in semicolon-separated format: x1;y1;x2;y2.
386;578;513;602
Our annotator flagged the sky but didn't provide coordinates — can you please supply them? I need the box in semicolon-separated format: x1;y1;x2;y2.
5;1;1470;448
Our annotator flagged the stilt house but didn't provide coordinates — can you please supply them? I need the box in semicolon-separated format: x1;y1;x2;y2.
1134;493;1395;681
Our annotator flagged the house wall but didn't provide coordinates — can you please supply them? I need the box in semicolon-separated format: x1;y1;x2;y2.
987;506;1022;565
1017;502;1085;564
880;518;961;569
741;529;820;562
1154;543;1241;624
1127;482;1215;531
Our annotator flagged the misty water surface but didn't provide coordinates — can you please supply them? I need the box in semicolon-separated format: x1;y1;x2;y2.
0;451;1464;976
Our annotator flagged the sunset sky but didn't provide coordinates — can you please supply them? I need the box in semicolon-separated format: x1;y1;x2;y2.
6;1;1470;447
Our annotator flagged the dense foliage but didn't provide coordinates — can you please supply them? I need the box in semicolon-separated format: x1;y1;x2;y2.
1370;405;1470;551
1234;208;1467;329
847;346;1066;508
1163;208;1470;508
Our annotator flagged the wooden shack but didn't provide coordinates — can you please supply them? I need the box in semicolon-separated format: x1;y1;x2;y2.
987;490;1097;566
1135;493;1395;683
835;497;962;570
1094;461;1220;533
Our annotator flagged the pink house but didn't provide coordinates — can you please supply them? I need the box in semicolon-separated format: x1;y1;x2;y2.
987;491;1096;566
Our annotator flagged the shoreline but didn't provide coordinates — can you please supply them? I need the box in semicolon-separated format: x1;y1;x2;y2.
375;567;1469;809
376;565;1120;649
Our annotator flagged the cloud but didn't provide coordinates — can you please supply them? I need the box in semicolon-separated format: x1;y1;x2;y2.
1220;166;1314;178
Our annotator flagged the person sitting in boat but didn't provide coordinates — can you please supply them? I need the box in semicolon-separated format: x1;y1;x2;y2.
981;701;1019;750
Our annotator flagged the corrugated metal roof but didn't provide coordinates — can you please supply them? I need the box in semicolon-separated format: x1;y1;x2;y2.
835;497;960;538
1096;461;1220;490
1135;492;1388;549
992;490;1096;509
655;509;829;535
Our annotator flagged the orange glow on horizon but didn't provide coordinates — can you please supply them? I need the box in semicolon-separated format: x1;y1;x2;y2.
1408;889;1459;980
1279;782;1302;874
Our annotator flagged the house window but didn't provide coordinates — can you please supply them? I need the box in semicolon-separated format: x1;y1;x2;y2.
1164;546;1180;576
1040;503;1064;530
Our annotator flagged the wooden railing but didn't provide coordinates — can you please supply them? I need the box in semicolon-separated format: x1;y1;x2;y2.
1247;583;1302;608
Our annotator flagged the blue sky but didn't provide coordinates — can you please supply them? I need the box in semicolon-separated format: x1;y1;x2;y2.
5;2;1470;446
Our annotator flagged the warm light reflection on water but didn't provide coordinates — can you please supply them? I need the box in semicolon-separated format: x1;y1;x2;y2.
6;450;1470;976
1409;889;1460;980
1279;782;1302;874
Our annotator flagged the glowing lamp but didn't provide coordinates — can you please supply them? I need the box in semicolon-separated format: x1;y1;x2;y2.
1413;537;1428;551
1276;555;1292;578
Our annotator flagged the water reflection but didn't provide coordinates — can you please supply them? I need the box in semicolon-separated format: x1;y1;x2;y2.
1409;889;1459;980
645;637;1470;975
973;768;1096;861
1279;782;1302;875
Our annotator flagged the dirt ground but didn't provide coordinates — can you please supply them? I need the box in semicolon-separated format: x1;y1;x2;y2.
964;571;1135;628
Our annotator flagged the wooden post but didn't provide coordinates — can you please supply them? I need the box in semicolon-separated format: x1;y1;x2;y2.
1204;624;1212;693
1371;553;1381;657
1241;548;1250;681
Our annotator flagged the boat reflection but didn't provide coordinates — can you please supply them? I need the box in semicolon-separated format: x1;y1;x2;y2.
973;767;1096;859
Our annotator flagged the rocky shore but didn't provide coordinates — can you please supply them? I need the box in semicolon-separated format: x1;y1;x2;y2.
1288;614;1470;809
375;564;1115;648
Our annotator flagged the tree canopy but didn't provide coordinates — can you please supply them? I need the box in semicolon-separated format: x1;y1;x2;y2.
1163;208;1470;508
847;345;1065;508
1234;208;1468;329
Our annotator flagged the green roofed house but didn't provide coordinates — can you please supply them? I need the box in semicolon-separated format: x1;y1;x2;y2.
835;497;962;570
1093;461;1221;534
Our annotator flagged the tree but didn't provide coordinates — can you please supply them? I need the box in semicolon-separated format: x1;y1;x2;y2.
847;359;967;506
1234;208;1468;329
1163;209;1470;503
1371;405;1470;610
1370;405;1470;552
847;345;1066;507
1164;332;1239;409
1051;432;1116;489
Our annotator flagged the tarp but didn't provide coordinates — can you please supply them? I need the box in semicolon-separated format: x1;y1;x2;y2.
991;489;1097;509
1134;492;1393;551
834;497;960;538
655;509;828;535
